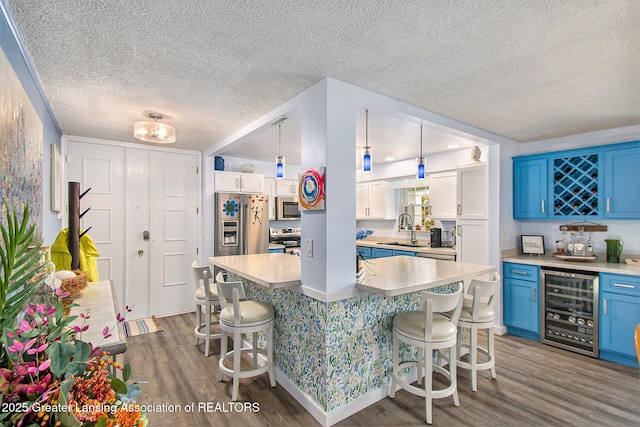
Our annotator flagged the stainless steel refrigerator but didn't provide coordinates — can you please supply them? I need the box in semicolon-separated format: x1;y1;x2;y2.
214;193;269;256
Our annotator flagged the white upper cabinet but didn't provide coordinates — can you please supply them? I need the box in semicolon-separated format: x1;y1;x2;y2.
456;163;488;220
214;171;264;194
428;171;457;219
356;180;395;220
275;179;298;198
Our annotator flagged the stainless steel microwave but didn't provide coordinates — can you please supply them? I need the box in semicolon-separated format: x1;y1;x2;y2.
276;197;300;220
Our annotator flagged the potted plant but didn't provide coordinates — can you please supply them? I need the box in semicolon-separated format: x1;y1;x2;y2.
1;207;145;426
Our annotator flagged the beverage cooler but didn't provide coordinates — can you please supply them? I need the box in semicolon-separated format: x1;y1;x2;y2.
541;268;599;357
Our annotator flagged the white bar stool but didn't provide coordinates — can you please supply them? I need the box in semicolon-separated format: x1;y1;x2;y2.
390;286;463;424
216;272;276;401
456;272;501;391
191;261;221;357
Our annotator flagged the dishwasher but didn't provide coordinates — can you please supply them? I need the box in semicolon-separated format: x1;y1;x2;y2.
541;268;599;357
418;252;456;261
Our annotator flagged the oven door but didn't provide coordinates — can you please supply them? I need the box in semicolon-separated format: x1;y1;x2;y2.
276;197;300;220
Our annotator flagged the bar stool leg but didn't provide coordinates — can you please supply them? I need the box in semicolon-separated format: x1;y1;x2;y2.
424;345;433;425
450;344;460;407
389;337;399;398
217;330;227;382
470;327;478;392
268;324;276;387
204;304;212;357
232;329;242;401
195;306;201;346
488;327;497;379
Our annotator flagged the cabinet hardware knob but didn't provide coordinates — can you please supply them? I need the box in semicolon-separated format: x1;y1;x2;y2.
138;249;144;256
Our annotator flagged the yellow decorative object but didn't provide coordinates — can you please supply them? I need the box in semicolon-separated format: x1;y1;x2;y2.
50;228;100;282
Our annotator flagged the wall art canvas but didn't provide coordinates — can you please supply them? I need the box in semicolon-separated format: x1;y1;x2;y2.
0;48;43;235
298;167;325;211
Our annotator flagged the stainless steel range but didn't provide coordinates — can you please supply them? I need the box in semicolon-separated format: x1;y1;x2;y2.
269;227;301;254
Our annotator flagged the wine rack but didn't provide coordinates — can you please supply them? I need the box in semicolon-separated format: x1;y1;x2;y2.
541;269;598;357
553;154;599;216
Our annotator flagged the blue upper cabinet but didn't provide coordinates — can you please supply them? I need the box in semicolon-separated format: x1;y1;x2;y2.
513;158;548;219
603;146;640;219
513;141;639;220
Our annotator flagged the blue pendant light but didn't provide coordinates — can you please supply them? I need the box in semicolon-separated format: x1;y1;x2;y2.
417;126;425;179
275;120;286;179
363;109;372;173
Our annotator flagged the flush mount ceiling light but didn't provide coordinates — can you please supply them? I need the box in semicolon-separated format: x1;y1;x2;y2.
417;125;425;179
271;116;287;179
362;109;372;173
134;112;176;144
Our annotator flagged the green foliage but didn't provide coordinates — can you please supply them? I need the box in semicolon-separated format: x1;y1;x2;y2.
0;206;47;365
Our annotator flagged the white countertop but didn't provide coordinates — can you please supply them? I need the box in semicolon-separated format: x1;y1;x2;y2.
356;237;456;256
67;280;127;354
209;253;302;289
356;256;496;296
502;253;640;276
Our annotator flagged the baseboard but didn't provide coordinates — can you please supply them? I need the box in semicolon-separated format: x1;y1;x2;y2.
494;325;508;336
244;340;418;426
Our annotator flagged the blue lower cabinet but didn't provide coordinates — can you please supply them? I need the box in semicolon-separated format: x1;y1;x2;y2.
599;273;640;367
371;248;393;258
269;247;285;253
503;262;540;340
392;249;417;256
356;246;372;260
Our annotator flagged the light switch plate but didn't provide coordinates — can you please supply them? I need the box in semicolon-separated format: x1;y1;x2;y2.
306;239;313;257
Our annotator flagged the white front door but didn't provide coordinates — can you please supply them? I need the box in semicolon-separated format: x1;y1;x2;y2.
66;142;126;306
66;139;200;318
149;151;199;316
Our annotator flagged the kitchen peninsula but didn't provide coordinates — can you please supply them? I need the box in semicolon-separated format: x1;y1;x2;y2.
209;253;496;424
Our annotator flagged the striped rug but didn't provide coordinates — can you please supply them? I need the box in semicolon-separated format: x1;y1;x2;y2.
124;316;163;337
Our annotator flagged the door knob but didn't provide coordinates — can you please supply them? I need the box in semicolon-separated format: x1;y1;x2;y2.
138;249;144;256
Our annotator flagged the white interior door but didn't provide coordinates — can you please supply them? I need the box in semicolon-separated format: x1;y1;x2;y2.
66;142;126;307
125;148;151;319
149;151;199;316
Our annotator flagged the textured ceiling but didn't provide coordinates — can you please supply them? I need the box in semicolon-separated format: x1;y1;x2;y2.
4;0;640;160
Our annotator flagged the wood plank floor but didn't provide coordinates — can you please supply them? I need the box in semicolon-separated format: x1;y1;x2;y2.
123;313;639;427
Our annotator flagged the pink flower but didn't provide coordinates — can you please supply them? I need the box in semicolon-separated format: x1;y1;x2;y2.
18;319;33;334
38;359;51;371
73;325;89;333
27;342;48;355
101;326;113;339
7;338;36;354
116;313;125;323
55;287;71;299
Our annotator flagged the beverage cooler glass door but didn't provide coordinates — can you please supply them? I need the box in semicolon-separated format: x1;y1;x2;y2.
541;269;599;357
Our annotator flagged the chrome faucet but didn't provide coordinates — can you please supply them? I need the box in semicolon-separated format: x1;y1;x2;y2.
398;213;418;245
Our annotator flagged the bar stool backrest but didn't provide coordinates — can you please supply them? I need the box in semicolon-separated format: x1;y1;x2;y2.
216;272;246;325
467;272;501;322
419;286;464;341
192;261;216;300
